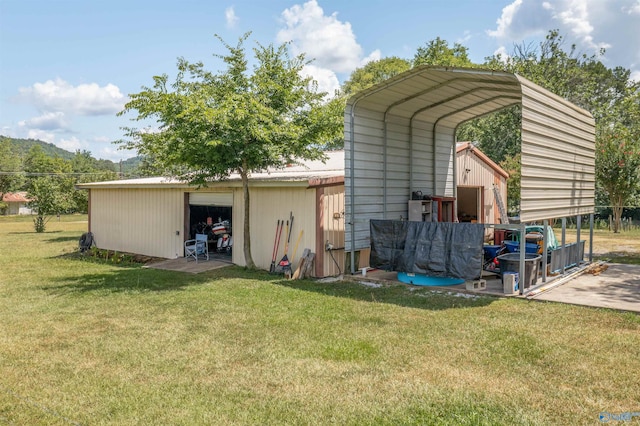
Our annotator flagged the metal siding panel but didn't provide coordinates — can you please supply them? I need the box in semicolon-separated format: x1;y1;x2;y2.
241;187;317;270
90;188;184;258
520;82;595;221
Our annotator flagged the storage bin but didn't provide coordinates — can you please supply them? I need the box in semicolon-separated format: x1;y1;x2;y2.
497;253;541;289
504;240;539;254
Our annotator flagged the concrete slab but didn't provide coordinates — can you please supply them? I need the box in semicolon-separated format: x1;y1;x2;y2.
534;263;640;312
145;255;232;274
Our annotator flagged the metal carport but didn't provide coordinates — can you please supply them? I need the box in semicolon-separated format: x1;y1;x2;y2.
344;66;596;293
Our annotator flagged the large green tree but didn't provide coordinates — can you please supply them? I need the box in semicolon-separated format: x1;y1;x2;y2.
23;146;75;231
596;126;640;232
0;138;24;212
118;34;342;268
341;57;411;96
71;150;118;213
413;37;474;67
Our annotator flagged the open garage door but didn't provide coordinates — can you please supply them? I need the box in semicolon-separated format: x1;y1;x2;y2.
189;192;233;206
187;192;233;251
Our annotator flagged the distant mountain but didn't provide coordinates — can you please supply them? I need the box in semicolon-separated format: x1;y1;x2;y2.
119;156;142;173
2;136;76;161
1;135;143;174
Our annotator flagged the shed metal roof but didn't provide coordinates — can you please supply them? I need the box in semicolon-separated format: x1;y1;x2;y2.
77;150;345;189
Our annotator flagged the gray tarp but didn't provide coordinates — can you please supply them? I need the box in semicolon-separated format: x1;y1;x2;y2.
369;220;485;280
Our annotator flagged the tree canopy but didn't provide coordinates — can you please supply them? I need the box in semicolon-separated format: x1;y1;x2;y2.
118;33;343;267
413;37;474;67
341;57;411;96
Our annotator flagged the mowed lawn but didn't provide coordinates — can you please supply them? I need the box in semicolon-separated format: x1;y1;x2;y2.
1;217;639;425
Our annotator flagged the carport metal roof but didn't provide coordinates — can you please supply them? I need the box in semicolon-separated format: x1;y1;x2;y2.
344;65;595;252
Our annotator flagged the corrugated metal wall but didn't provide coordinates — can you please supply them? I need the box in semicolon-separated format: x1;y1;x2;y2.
518;77;595;222
234;186;317;271
345;107;455;251
319;185;345;277
89;188;184;258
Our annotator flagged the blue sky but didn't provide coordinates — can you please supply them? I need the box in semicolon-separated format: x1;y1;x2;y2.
1;0;639;161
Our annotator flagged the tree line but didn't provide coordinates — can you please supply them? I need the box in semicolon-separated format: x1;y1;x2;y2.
0;139;123;231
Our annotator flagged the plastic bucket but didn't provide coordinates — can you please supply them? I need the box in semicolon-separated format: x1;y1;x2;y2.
483;245;502;259
497;253;541;289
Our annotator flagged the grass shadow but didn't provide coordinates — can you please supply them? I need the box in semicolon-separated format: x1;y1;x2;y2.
43;254;209;295
201;267;499;311
45;267;209;294
46;235;80;243
8;230;63;235
42;254;498;309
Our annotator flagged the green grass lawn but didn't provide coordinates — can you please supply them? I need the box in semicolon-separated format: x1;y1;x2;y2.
1;217;639;425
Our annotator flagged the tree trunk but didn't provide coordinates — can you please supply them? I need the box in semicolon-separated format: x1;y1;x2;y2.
613;198;623;233
240;167;256;269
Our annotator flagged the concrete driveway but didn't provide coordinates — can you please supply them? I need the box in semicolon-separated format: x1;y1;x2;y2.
534;263;640;312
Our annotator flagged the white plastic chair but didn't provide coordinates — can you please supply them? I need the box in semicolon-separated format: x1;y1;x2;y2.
185;233;209;263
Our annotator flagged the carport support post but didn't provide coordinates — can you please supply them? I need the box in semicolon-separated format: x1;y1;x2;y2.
589;213;594;263
576;215;582;263
542;219;549;283
561;218;567;275
519;223;526;295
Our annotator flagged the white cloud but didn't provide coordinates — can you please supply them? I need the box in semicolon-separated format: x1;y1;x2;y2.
98;145;134;162
487;0;523;38
57;136;84;152
277;0;374;74
225;6;238;28
486;0;640;78
360;50;381;67
457;31;473;45
26;129;55;143
18;112;67;131
493;46;511;63
625;0;640;15
18;78;126;116
300;64;340;96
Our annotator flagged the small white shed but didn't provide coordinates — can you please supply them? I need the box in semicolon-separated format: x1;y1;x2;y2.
456;142;509;226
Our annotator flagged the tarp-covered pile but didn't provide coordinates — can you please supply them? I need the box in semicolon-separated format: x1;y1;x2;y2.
369;220;485;280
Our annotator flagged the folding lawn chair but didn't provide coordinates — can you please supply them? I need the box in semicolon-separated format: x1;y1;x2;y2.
184;233;209;263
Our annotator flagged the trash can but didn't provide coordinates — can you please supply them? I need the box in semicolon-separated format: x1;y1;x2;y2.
497;253;541;289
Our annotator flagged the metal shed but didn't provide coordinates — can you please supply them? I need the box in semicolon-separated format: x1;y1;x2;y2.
77;151;346;278
345;66;596;281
